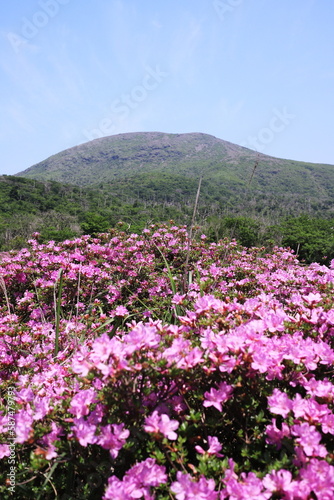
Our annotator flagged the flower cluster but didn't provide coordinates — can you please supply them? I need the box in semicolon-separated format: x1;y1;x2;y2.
0;223;333;499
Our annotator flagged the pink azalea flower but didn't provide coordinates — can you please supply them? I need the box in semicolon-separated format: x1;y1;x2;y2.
265;418;290;448
144;410;179;440
194;295;222;315
177;347;204;369
15;408;34;443
267;389;292;418
291;422;327;457
222;471;271;500
33;397;51;421
69;388;97;418
262;469;293;494
0;444;11;458
72;417;97;446
302;292;322;305
98;423;130;459
195;435;224;457
171;471;218;500
203;382;233;412
114;305;129;317
299;459;334;499
126;457;167;487
103;458;167;500
172;293;187;305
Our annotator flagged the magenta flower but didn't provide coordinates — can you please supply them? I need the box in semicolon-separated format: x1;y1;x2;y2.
195;436;224;457
172;293;186;305
171;471;218;500
0;444;11;458
114;305;129;317
291;422;327;457
299;459;334;499
72;417;97;446
267;388;292;418
177;347;204;369
265;418;290;448
15;408;34;443
194;295;222;315
144;410;179;440
222;471;271;500
302;292;322;305
262;469;294;494
69;388;97;418
98;423;130;459
103;458;167;500
203;382;233;412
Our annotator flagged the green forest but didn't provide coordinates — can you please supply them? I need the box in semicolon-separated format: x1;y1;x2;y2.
1;174;333;265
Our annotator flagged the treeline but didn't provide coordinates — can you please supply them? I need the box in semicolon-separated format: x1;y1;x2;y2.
1;175;334;265
0;175;191;249
206;215;334;265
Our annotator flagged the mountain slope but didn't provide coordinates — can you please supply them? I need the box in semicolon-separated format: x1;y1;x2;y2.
17;132;334;217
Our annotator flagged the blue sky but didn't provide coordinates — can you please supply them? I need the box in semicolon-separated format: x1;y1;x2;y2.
0;0;333;175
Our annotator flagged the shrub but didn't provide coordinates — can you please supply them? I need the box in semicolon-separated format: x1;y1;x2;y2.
0;224;334;499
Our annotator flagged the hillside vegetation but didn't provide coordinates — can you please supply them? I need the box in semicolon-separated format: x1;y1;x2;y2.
17;132;334;219
1;173;334;264
0;131;332;263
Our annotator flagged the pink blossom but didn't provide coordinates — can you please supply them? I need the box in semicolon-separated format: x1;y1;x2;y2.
126;457;167;487
194;295;223;314
262;469;293;494
292;393;331;423
302;377;334;400
33;397;51;420
267;389;292;418
265;418;290;448
299;459;334;500
203;382;233;412
72;417;97;446
195;435;224;457
177;347;204;369
90;333;116;363
103;458;167;500
171;471;218;500
98;423;130;459
321;413;334;434
0;444;11;458
114;305;129;317
69;388;97;418
144;410;179;440
222;471;271;500
124;323;161;351
291;422;327;457
302;292;322;305
15;408;34;443
172;293;186;305
71;349;93;377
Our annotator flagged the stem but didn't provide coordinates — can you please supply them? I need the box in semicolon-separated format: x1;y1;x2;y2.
0;276;11;314
54;269;63;357
183;176;202;292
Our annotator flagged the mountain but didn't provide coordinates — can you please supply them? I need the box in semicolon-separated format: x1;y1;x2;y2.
16;132;334;218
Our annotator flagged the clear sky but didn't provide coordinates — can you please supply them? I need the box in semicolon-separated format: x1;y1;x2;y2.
0;0;333;175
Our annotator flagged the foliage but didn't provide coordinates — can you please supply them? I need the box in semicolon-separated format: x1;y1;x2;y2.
0;224;334;499
2;175;334;265
206;216;262;247
277;215;334;265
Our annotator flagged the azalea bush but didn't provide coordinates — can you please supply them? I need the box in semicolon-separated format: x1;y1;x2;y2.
0;223;334;499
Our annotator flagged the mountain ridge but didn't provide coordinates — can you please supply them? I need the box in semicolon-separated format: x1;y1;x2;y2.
16;131;334;218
